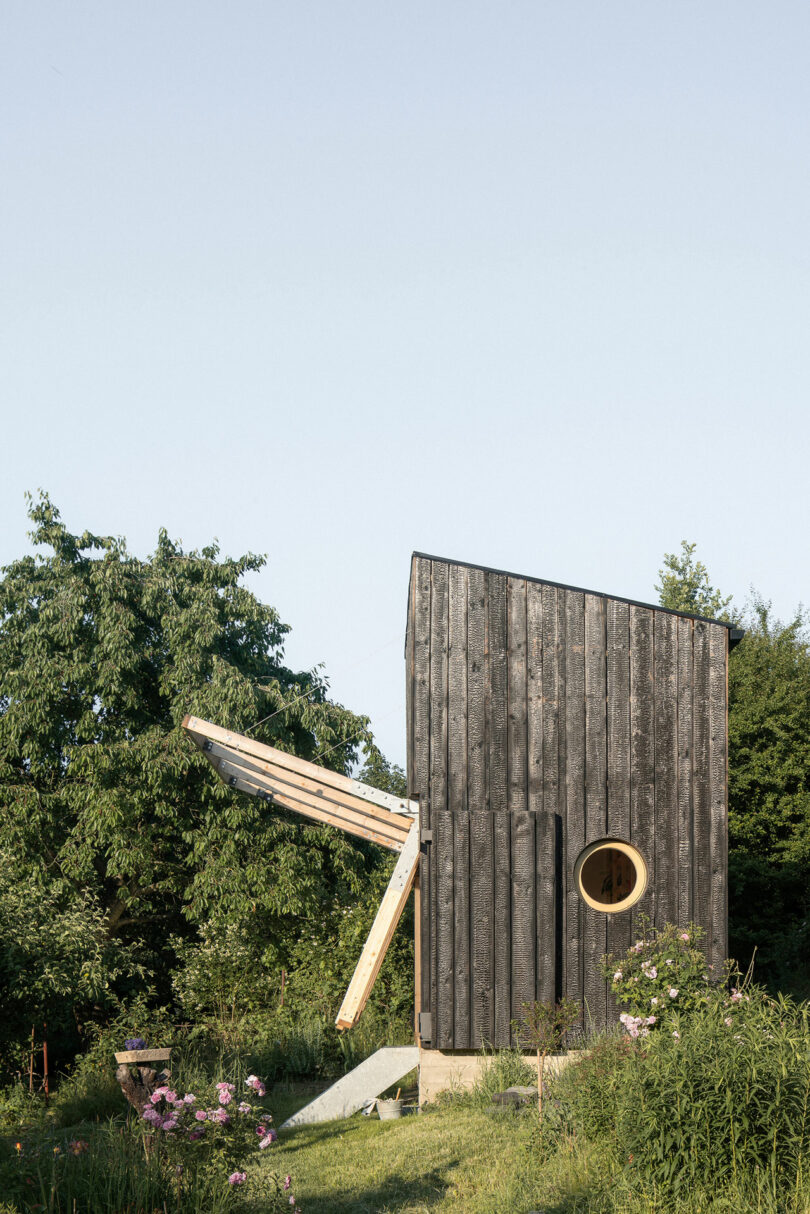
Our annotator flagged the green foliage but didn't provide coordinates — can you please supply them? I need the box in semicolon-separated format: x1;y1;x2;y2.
560;925;810;1201
728;600;810;991
0;1117;299;1213
657;545;810;993
616;990;810;1198
603;921;721;1032
472;1047;537;1103
656;540;737;622
356;746;407;799
729;599;810;867
0;843;143;1069
513;998;579;1057
0;493;392;1071
551;1034;635;1141
552;987;810;1203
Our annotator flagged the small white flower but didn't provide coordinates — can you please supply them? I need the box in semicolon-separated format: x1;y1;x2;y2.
669;988;678;999
613;970;623;981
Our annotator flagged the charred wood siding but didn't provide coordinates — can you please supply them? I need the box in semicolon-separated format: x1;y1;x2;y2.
406;554;730;1049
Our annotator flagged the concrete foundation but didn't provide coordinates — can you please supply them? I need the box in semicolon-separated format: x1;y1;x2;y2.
418;1048;574;1105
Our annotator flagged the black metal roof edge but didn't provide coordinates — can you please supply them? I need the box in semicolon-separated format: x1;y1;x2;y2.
411;551;745;646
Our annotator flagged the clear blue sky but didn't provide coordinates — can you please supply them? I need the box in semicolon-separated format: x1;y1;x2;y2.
3;2;809;767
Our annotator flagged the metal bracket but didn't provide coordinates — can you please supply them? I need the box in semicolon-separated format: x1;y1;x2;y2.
420;828;433;844
418;1012;432;1043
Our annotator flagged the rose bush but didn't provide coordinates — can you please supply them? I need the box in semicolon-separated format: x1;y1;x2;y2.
602;921;732;1033
137;1073;300;1210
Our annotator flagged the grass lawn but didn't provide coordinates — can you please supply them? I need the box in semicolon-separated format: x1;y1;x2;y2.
254;1085;810;1214
258;1095;562;1214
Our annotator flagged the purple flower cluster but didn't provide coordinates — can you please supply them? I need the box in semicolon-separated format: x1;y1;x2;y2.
136;1072;289;1198
257;1123;278;1149
141;1085;190;1131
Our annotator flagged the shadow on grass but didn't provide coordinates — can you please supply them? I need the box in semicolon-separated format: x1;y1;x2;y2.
285;1166;455;1213
261;1116;456;1212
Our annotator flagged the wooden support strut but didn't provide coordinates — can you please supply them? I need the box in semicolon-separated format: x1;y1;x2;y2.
335;820;421;1030
181;716;421;1029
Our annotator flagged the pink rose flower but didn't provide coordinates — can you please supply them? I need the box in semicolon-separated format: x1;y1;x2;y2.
228;1172;246;1186
195;1111;207;1122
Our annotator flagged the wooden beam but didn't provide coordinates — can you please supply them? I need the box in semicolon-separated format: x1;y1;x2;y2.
182;716;414;852
199;737;411;846
183;716;417;817
335;822;420;1030
211;756;407;851
181;715;422;1027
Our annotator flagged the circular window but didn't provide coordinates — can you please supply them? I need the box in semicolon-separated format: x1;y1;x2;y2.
574;839;647;913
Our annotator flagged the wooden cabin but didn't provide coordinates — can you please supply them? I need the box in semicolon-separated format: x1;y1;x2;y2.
406;552;743;1049
185;549;743;1104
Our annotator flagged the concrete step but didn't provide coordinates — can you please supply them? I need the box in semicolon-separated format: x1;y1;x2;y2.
281;1045;419;1128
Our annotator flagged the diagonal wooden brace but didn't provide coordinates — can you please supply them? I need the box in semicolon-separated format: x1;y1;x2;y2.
335;820;421;1030
182;716;421;1030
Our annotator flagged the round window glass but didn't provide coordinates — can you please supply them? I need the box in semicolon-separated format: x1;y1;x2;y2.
574;840;647;913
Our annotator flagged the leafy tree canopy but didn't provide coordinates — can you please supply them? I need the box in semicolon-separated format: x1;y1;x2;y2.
656;540;738;623
0;494;381;1032
657;543;810;993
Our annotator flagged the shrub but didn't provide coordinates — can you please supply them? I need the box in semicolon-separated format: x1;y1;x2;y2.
614;989;810;1198
602;921;723;1034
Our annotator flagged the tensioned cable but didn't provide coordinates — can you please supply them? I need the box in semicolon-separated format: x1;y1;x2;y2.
313;703;403;765
243;634;401;736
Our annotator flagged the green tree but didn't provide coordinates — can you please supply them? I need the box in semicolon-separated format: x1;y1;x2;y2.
357;747;407;799
656;540;737;622
0;494;387;1064
656;545;810;993
727;599;810;992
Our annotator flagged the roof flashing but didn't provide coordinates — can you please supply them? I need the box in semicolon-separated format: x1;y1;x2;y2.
410;550;744;640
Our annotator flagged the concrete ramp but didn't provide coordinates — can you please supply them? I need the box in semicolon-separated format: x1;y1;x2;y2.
281;1045;419;1128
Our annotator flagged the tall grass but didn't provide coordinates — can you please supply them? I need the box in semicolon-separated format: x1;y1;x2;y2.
550;989;810;1206
0;1123;234;1213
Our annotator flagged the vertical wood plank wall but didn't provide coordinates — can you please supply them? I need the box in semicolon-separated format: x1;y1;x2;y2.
407;555;730;1048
